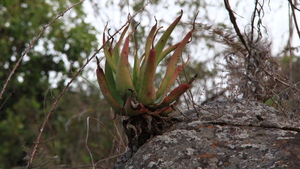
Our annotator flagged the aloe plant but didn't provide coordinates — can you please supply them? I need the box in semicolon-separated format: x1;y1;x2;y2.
96;11;196;117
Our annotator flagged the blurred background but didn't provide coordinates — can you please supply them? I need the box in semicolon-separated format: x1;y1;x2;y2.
0;0;299;168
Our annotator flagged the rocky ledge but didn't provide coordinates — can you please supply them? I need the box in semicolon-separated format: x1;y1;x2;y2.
115;99;300;169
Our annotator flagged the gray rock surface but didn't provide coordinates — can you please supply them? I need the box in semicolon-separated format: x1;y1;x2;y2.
116;99;300;169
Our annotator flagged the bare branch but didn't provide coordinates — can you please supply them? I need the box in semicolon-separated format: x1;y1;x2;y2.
224;0;249;52
290;0;300;38
288;0;300;11
250;0;265;42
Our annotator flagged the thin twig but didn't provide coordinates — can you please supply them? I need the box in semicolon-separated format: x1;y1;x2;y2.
290;0;300;38
85;117;95;169
250;0;264;42
263;68;300;93
224;0;249;52
94;153;125;167
112;114;126;148
26;1;154;168
0;92;13;110
288;0;300;11
0;0;85;100
86;116;125;167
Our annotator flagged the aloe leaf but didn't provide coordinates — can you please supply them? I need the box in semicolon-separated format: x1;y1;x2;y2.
136;21;157;93
112;25;130;65
159;106;175;116
115;32;135;99
102;25;117;72
105;61;115;88
138;49;157;105
103;29;120;103
132;49;140;86
156;43;180;66
144;19;157;65
111;47;120;70
155;10;183;65
96;63;124;115
155;61;188;104
158;84;190;109
103;44;117;72
155;74;196;109
105;61;123;105
157;58;190;103
156;29;194;100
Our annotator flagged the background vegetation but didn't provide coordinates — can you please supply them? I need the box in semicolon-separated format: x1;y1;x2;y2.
0;0;299;168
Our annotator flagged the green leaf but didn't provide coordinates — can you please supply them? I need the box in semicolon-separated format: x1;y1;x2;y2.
155;10;183;66
103;43;117;72
115;32;136;99
105;60;123;105
153;74;196;109
113;25;130;65
156;29;194;100
156;43;180;66
136;21;157;93
138;49;157;105
96;61;124;115
132;49;140;86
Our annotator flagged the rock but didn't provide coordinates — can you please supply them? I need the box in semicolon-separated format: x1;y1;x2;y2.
115;99;300;169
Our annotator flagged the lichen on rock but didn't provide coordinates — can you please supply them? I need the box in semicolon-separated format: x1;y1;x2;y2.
115;99;300;169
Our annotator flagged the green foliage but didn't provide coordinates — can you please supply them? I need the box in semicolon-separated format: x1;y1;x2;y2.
0;0;98;168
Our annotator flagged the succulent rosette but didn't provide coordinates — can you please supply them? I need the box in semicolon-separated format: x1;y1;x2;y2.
96;11;196;117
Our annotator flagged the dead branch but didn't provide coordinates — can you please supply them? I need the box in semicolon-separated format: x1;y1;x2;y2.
290;0;300;38
224;0;249;52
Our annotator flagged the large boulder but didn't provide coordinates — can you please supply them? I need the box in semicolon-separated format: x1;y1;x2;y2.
115;99;300;169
